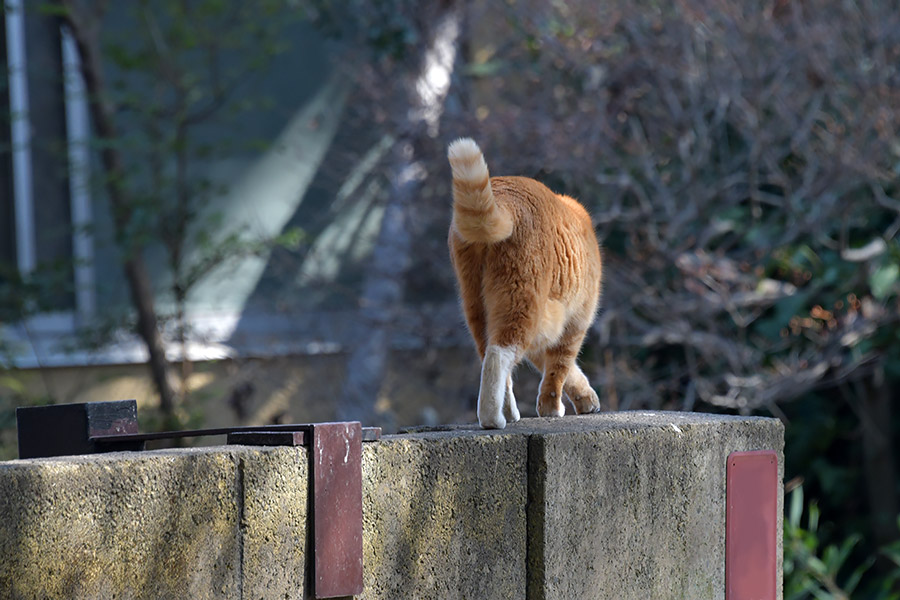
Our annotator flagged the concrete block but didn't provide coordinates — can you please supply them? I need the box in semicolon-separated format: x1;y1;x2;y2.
0;447;241;600
520;412;784;600
238;446;310;600
361;431;527;600
0;411;782;600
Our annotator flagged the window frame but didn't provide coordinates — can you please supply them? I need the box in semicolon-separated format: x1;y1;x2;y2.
2;1;97;367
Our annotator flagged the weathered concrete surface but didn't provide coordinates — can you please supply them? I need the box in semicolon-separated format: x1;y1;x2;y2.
361;432;527;599
0;447;241;600
0;444;312;600
0;411;783;600
240;446;310;600
519;411;784;600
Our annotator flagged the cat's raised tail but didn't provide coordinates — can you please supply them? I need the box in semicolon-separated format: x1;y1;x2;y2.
447;138;514;244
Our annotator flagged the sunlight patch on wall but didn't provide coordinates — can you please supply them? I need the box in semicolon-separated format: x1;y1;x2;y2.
296;134;394;287
187;74;351;315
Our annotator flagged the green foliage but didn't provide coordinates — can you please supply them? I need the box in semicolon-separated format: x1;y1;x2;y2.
785;486;870;599
179;226;304;294
3;0;314;426
95;0;305;244
92;0;311;411
88;5;306;288
785;486;900;600
882;534;900;596
0;259;75;322
871;263;899;302
305;0;423;58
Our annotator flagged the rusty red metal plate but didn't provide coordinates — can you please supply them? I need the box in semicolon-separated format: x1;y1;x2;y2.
726;450;778;600
311;422;364;599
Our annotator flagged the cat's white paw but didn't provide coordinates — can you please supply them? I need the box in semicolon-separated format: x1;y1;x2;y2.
479;411;507;429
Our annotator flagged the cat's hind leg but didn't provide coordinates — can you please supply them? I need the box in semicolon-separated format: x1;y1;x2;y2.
564;364;601;414
536;325;597;417
478;345;518;429
529;351;566;417
536;354;569;417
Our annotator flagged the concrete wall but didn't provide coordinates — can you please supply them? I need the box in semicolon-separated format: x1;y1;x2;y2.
0;412;783;599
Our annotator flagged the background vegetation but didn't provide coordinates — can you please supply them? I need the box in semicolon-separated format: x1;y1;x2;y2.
2;0;899;595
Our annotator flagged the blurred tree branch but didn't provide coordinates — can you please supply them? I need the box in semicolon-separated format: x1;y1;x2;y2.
59;0;178;420
55;0;303;428
337;1;463;426
452;0;900;549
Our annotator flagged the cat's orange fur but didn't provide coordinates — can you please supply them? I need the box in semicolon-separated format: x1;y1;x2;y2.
447;137;603;429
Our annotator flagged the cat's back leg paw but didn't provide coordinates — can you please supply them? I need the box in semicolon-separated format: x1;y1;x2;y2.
569;387;601;414
536;400;565;418
564;365;601;414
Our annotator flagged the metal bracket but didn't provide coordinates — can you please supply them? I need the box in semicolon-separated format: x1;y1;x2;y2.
16;399;380;457
16;400;378;599
16;399;143;458
228;423;366;597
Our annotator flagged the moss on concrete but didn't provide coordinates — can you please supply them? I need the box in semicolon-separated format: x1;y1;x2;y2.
0;448;240;600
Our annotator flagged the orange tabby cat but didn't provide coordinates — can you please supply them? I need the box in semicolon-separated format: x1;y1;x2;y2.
447;137;603;429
